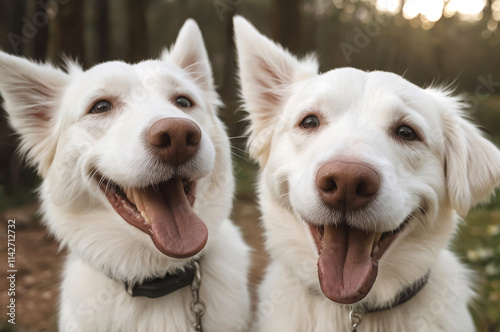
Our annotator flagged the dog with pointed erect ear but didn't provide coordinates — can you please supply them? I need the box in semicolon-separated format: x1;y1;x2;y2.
234;16;499;332
0;19;251;331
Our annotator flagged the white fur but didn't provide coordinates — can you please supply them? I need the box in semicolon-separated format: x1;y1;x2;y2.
234;16;500;332
0;19;250;331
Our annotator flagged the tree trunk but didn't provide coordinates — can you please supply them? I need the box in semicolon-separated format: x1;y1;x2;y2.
33;0;49;61
271;0;301;53
95;0;110;62
127;0;148;63
49;0;85;65
0;2;9;51
0;0;28;193
1;0;27;55
220;9;239;133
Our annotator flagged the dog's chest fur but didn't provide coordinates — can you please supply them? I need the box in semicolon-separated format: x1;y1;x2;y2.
59;220;250;332
257;251;474;332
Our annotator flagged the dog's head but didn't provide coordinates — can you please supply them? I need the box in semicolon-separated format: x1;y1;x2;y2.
234;17;500;305
0;20;233;282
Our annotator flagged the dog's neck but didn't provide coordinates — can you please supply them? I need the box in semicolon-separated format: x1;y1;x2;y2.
124;265;197;298
356;270;431;313
107;262;200;299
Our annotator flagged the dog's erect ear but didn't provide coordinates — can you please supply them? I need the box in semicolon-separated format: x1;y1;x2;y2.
233;16;318;164
438;92;500;215
163;19;214;91
0;51;69;176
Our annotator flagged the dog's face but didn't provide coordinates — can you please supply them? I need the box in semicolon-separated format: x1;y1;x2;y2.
235;17;500;305
0;20;233;282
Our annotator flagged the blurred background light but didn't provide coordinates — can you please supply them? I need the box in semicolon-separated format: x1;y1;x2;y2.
375;0;402;14
377;0;489;23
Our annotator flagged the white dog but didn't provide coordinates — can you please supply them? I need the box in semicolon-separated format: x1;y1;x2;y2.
234;16;500;332
0;20;250;332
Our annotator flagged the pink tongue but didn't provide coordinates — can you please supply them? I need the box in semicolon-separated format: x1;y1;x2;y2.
140;178;208;258
318;224;377;304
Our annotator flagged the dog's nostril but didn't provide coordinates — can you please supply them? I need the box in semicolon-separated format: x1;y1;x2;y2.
148;132;171;147
186;131;201;146
356;178;379;197
318;177;337;192
157;133;171;147
356;181;368;196
326;179;337;192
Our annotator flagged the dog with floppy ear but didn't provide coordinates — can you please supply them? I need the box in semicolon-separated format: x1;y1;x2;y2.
0;20;251;331
234;16;500;331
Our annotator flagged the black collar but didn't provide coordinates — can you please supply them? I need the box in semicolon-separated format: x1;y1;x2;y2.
359;270;431;313
123;265;196;299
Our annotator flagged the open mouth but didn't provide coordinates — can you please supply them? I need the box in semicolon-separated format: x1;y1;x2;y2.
307;216;411;304
96;174;208;259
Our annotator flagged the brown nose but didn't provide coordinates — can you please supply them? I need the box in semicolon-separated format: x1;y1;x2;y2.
148;117;202;165
316;159;380;211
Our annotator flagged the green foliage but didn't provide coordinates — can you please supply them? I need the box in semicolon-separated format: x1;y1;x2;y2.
0;181;38;211
476;96;500;143
233;155;258;199
453;189;500;332
0;322;15;332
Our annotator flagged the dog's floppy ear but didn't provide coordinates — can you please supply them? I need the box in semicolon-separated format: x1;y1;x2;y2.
0;51;70;176
163;19;214;91
438;92;500;215
233;16;318;164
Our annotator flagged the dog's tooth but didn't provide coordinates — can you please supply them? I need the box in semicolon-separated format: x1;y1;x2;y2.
372;232;382;254
125;188;135;205
134;189;145;211
141;211;151;225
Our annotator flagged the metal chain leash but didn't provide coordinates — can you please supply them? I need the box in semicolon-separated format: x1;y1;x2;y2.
190;262;205;332
349;309;363;332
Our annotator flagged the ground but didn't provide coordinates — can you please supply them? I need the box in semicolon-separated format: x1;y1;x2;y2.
0;205;62;331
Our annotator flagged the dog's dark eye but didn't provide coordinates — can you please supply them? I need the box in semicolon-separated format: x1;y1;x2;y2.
300;115;320;129
175;96;193;108
90;100;112;114
396;125;418;141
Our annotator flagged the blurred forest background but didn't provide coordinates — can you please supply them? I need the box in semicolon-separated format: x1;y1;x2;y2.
0;0;499;331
